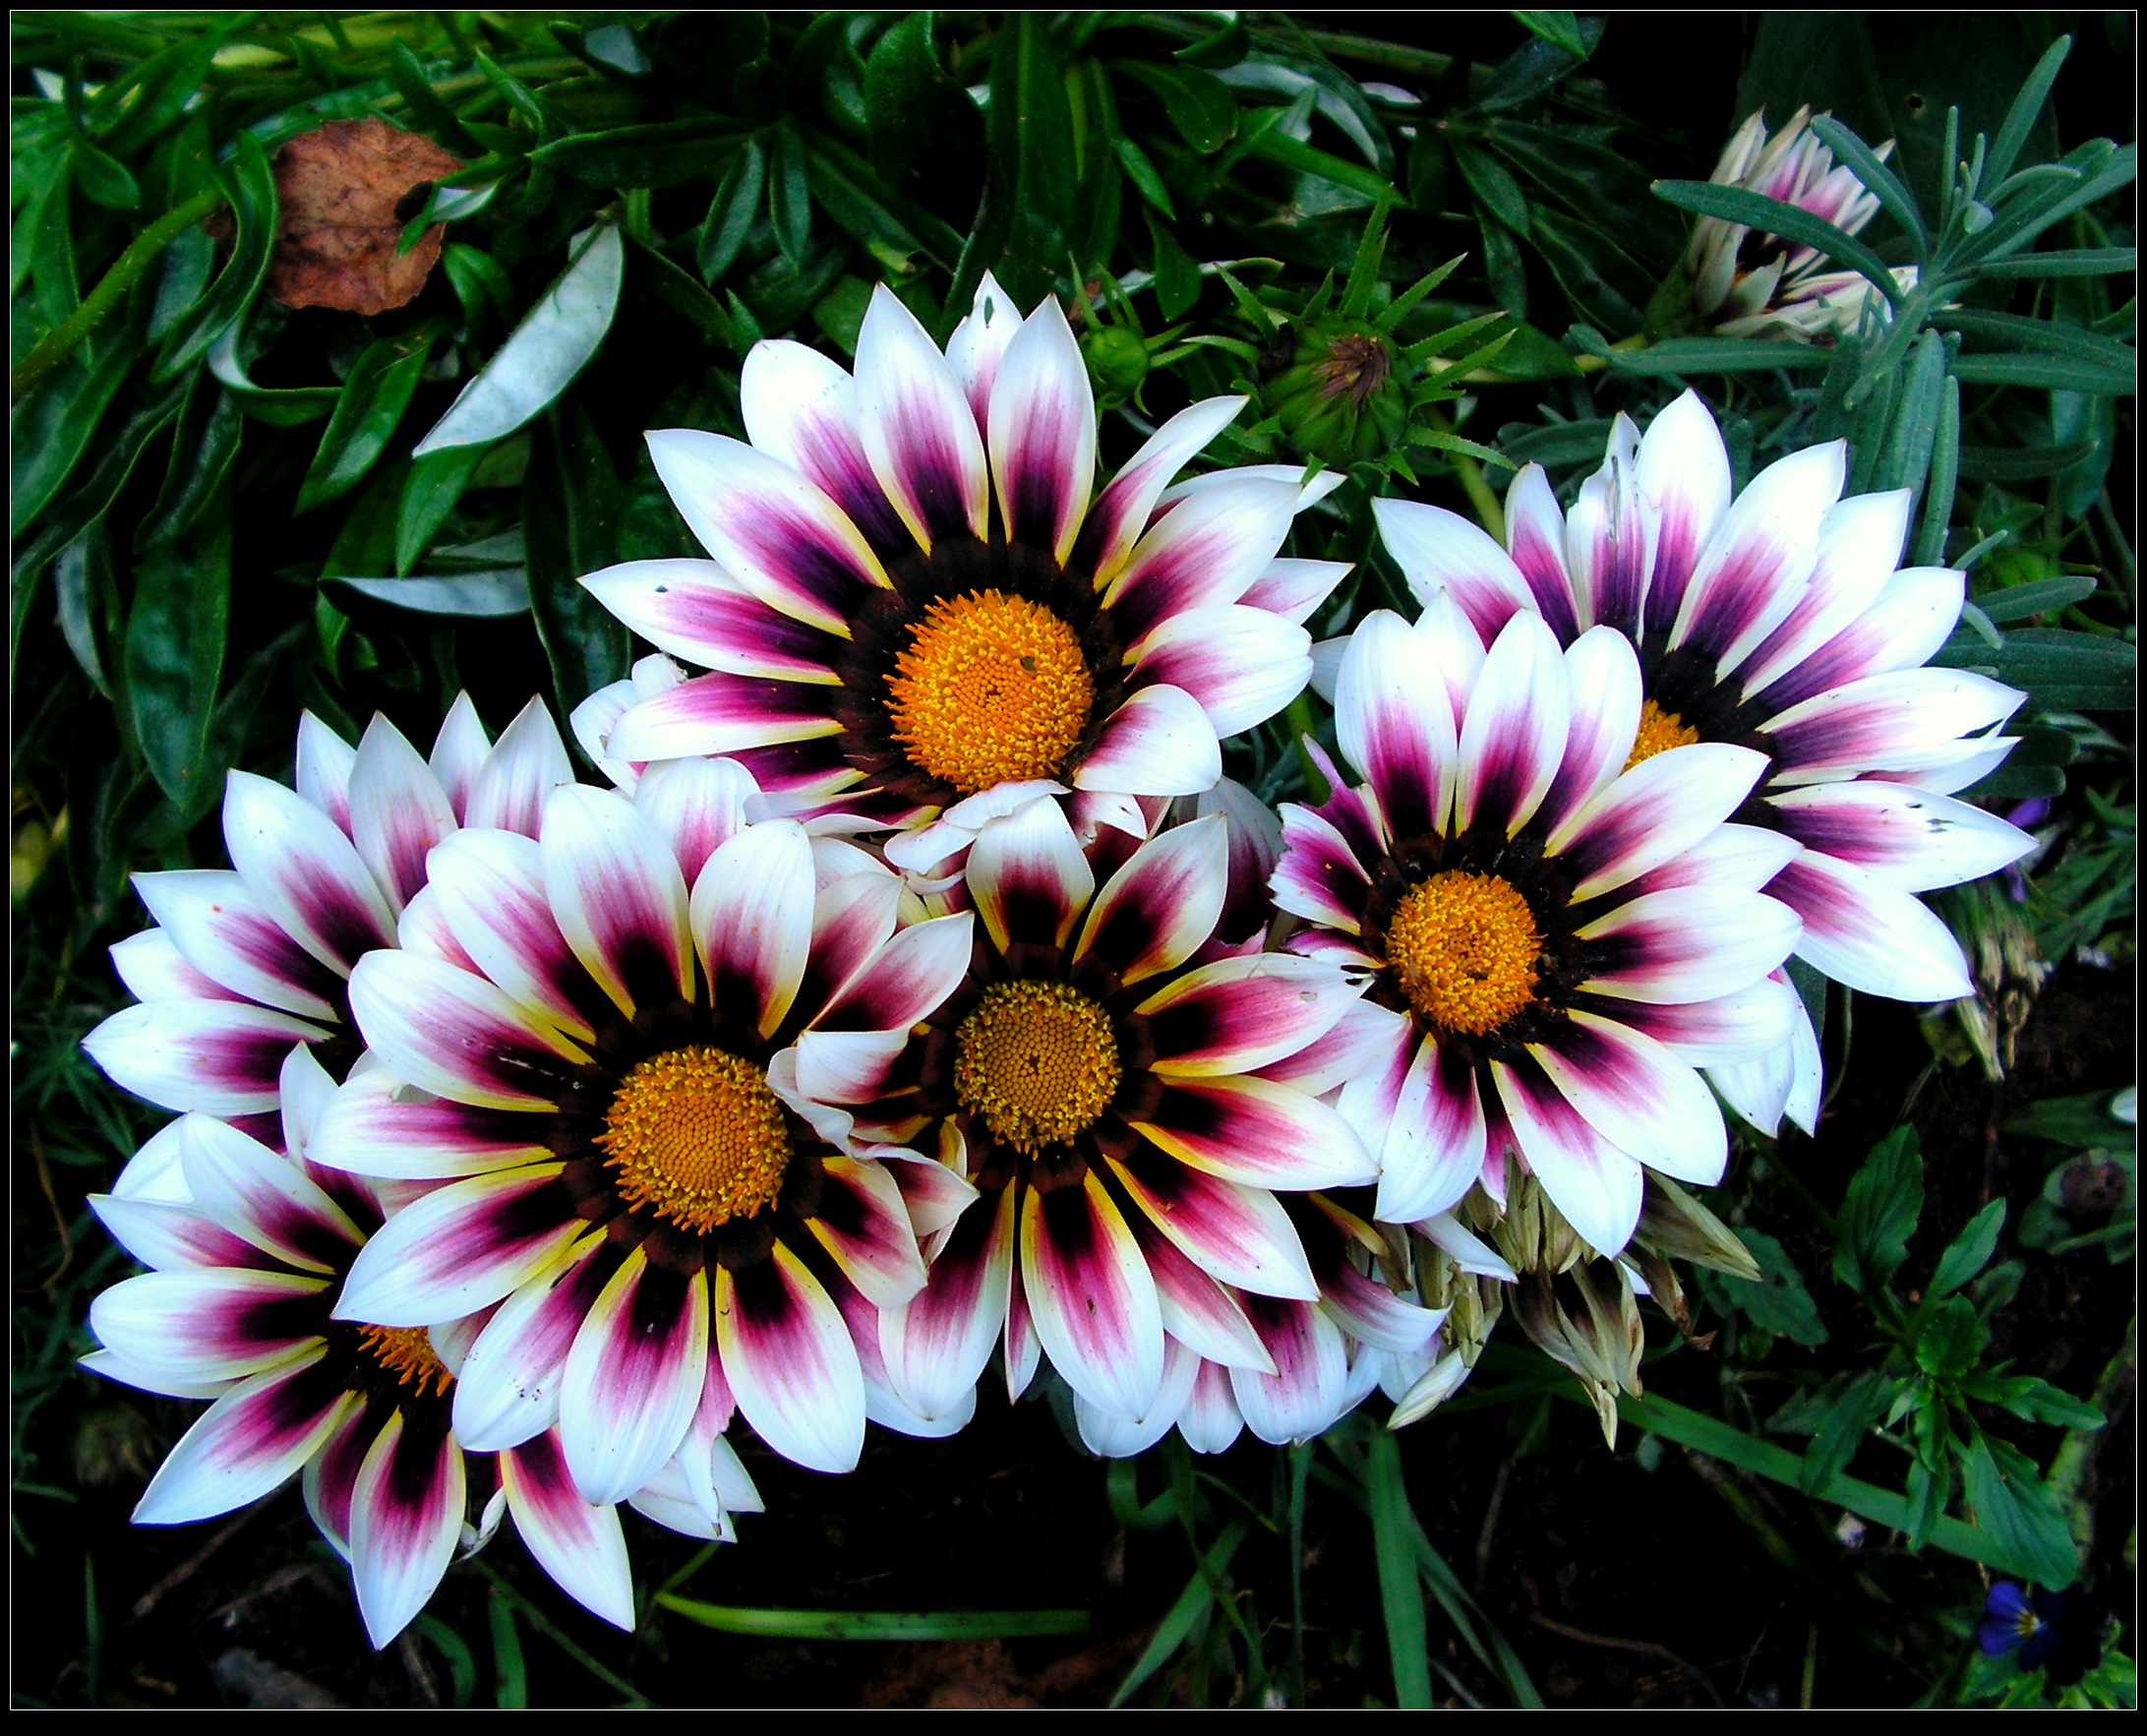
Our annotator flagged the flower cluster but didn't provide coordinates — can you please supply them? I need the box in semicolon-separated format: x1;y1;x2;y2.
81;267;2030;1646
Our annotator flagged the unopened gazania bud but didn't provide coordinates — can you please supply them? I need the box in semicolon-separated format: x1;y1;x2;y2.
1514;1262;1645;1448
1635;1175;1761;1282
1080;323;1150;403
1265;321;1409;465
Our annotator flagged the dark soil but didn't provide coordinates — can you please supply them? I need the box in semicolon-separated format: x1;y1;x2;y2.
18;962;2132;1708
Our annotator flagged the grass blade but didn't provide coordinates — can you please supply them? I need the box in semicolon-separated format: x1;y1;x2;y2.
655;1598;1091;1641
1365;1430;1433;1709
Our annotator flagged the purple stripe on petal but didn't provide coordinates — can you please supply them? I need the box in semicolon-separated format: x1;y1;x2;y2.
1374;1036;1486;1226
1490;1055;1643;1257
349;714;459;915
1503;463;1581;640
1141;953;1359;1078
716;1244;865;1473
1758;565;1963;712
881;1185;1014;1423
966;796;1093;953
1635;391;1734;637
223;772;396;973
1761;669;2024;784
425;828;607;1043
1227;1293;1351;1445
1303;1211;1445;1353
296;712;357;836
1181;1357;1246;1453
856;285;988;548
645;428;891;633
302;1407;372;1555
1105;1146;1318;1300
805;1156;928;1308
1456;611;1569;838
347;952;590;1111
83;999;326;1117
1019;1175;1164;1421
89;1193;275;1274
987;298;1096;563
333;1165;584;1328
1731;490;1915;695
1767;782;2033;892
428;693;493;825
309;1069;555;1182
453;1234;620;1452
1547;742;1770;903
560;1251;709;1506
582;559;843;684
815;910;973;1036
177;1112;363;1274
133;869;342;1021
1075;397;1246;584
1670;442;1840;662
1768;852;1975;1001
1374;498;1535;643
740;336;913;557
689;818;815;1040
1130;604;1311;740
786;870;902;1036
1563;418;1652;638
1534;627;1642;838
1133;1075;1377;1191
1272;802;1373;935
501;1429;635;1630
1335;610;1456;841
349;1410;466;1647
1072;684;1222;801
134;1350;360;1526
1578;887;1801;1005
1103;478;1299;649
1127;1214;1271;1371
1075;814;1227;987
542;784;693;1019
92;1266;327;1386
1530;1011;1728;1186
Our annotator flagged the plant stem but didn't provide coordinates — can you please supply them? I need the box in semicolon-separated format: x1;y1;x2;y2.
11;189;222;405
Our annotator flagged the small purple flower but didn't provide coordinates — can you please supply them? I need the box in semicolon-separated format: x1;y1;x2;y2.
2000;799;2053;903
1978;1580;2107;1687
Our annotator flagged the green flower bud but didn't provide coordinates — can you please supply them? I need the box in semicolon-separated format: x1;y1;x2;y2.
1080;324;1150;402
1264;321;1408;466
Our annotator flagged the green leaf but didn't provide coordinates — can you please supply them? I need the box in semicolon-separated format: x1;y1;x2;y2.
1948;351;2136;397
487;1589;525;1710
1366;1430;1433;1710
1246;127;1397;204
1831;1125;1923;1296
524;404;628;728
1175;17;1250;69
1144;209;1200;324
70;138;141;211
531;117;751;190
89;14;247;159
1116;61;1237;155
1478;209;1528;320
1799;1370;1891;1494
804;132;965;271
1511;12;1588;58
296;332;434;514
394;443;490;575
1983;35;2073;190
439;244;516;342
699;138;766;284
1930;1199;2006;1299
205;316;340;426
1715;1229;1829;1346
1807;114;1926;259
54;525;114;692
1451;140;1529;236
2004;1088;2136;1150
387;38;486;159
124;514;229;809
1934;628;2135;710
1108;1520;1249;1708
769;120;813;269
10;329;143;537
414;225;624;456
141;374;243;548
1975;247;2137;278
656;1599;1090;1640
1915;1295;1987;1379
1465;17;1603;114
1960;1434;2078;1587
1653;179;1902;306
865;11;955;183
330;570;529;617
971;11;1076;308
151;132;275;384
1955;442;2100;482
1866;328;1947;503
1995;1377;2107;1431
1109;134;1175;218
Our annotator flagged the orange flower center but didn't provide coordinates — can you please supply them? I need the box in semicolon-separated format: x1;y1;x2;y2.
954;981;1121;1154
885;590;1094;795
354;1325;453;1400
1623;697;1702;771
596;1047;791;1233
1385;871;1543;1037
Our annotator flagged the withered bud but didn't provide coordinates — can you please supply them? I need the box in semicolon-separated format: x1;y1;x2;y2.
1635;1175;1760;1282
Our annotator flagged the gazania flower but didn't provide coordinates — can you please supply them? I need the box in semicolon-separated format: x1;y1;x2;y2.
573;277;1343;872
804;799;1377;1429
1371;394;2035;1134
1279;604;1803;1257
312;775;976;1500
83;1079;646;1647
1072;1188;1448;1458
1688;107;1917;341
83;696;572;1138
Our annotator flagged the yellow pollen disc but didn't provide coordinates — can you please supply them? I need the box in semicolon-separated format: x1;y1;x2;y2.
953;981;1122;1156
1624;697;1703;771
1385;871;1543;1038
355;1325;452;1400
595;1047;791;1234
885;589;1095;796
